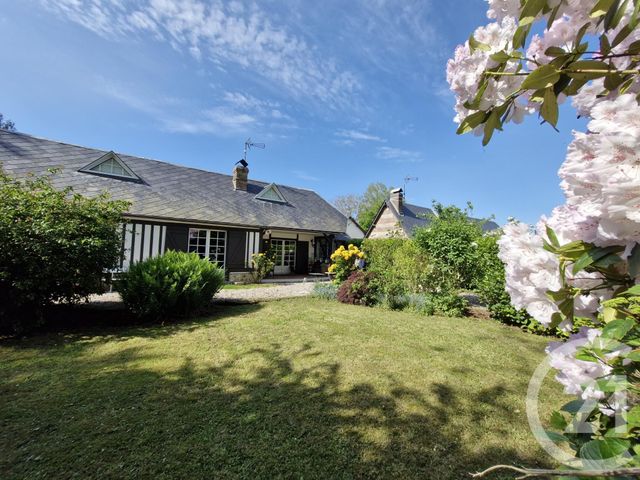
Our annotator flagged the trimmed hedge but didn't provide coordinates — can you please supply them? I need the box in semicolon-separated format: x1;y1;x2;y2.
118;251;225;319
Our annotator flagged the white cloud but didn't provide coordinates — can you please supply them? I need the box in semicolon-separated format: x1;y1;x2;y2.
376;146;423;163
41;0;360;110
335;129;385;142
95;77;299;136
293;170;320;182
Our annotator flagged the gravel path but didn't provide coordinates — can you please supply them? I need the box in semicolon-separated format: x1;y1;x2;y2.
215;282;317;303
88;281;319;307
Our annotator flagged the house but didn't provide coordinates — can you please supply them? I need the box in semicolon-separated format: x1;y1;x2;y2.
0;130;356;281
366;187;499;239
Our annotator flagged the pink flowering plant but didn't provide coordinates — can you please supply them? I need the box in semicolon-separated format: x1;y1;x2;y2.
449;0;640;477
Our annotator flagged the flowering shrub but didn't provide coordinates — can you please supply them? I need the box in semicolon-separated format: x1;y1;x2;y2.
448;0;640;475
328;244;365;283
251;251;275;282
336;271;379;306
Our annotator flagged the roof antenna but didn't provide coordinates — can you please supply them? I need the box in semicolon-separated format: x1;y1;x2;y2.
242;137;265;165
403;176;418;197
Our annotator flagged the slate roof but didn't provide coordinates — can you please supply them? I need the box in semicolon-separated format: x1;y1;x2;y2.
0;130;348;233
370;199;500;237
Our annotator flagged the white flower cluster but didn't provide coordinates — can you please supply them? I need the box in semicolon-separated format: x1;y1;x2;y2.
547;327;630;416
560;94;640;251
448;1;640;410
446;17;526;126
498;222;561;326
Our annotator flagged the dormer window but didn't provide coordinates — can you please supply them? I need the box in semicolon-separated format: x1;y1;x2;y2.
255;183;287;203
79;151;141;182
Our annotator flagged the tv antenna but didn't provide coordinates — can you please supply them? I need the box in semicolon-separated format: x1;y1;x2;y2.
242;138;265;163
403;176;418;196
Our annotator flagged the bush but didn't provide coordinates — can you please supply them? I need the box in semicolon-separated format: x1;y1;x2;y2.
251;251;275;282
311;282;339;300
118;251;224;319
328;244;365;283
412;202;486;290
337;271;379;306
0;169;129;333
430;291;469;317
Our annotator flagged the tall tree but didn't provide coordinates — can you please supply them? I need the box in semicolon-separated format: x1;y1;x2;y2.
332;194;361;218
357;182;389;231
0;113;15;132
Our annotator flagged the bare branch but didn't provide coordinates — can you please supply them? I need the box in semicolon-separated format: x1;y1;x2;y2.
471;464;640;478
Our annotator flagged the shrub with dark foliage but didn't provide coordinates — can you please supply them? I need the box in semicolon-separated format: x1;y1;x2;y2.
118;251;225;320
0;168;128;333
337;271;379;306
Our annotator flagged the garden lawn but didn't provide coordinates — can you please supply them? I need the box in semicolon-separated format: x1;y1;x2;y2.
0;298;565;479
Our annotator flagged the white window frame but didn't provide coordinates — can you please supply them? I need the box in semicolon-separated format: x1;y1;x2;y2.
271;239;296;268
188;228;227;268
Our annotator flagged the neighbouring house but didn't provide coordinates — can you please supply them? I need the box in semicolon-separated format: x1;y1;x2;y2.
0;130;358;281
366;187;499;239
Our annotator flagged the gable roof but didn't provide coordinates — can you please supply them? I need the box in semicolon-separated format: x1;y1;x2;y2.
0;131;348;233
367;199;499;238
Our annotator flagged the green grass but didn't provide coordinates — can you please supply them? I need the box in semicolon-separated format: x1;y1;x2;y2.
222;283;276;290
0;298;566;479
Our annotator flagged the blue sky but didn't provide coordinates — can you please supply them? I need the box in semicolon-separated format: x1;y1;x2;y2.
1;0;587;224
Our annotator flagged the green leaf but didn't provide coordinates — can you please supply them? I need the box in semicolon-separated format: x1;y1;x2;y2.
601;318;636;340
627;405;640;427
600;34;612;56
522;65;560;90
546;225;560;247
612;24;633;48
628;244;640;278
456;110;488;135
545;430;569;443
547;4;562;29
490;51;512;63
590;0;618;18
580;438;630;470
626;350;640;362
562;399;591;414
571;245;622;274
620;284;640;297
540;88;559;127
482;109;501;146
566;60;612;81
512;24;532;49
609;0;629;30
545;46;566;57
550;410;568;430
519;0;547;26
469;34;491;53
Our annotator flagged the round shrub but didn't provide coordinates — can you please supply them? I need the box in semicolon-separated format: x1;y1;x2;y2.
328;244;365;283
118;251;224;319
337;271;379;306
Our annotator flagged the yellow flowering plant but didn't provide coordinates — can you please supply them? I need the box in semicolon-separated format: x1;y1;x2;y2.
329;244;365;283
251;251;275;282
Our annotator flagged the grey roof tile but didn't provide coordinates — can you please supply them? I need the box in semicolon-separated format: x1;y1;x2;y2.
0;131;347;233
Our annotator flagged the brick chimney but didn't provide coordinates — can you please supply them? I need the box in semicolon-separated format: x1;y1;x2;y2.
390;187;403;213
232;163;249;191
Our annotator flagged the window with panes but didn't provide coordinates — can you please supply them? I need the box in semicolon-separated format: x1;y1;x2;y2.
188;229;226;267
272;239;296;267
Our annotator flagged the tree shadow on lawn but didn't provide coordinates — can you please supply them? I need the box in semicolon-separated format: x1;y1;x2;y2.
1;341;554;480
0;302;264;345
